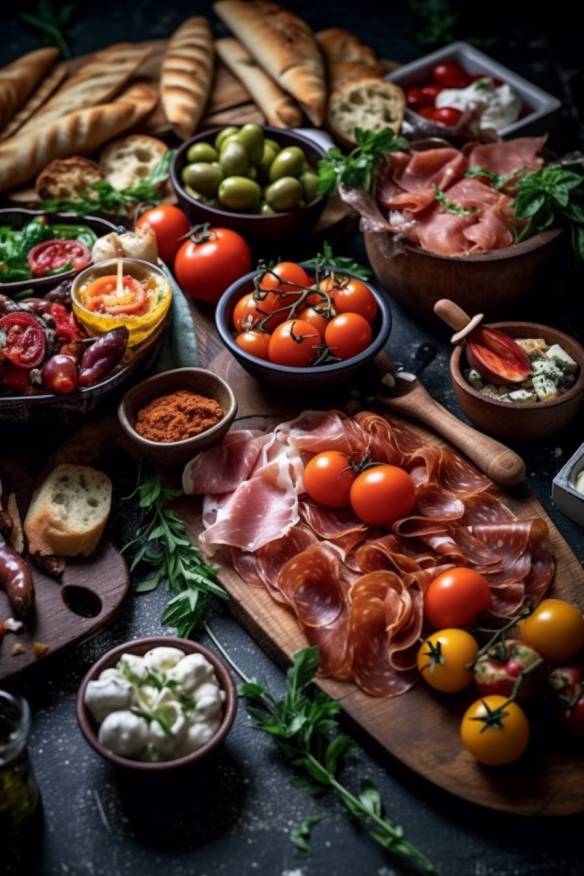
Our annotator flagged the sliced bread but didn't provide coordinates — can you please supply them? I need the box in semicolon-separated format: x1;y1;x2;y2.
24;465;112;558
35;156;104;201
327;77;405;148
99;134;168;190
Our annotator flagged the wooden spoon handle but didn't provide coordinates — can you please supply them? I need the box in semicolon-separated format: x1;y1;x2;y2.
434;299;484;344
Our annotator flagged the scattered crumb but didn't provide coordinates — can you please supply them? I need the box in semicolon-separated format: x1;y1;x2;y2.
4;617;24;633
32;641;50;658
11;642;26;656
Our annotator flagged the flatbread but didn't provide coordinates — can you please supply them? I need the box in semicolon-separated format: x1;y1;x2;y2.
0;47;59;131
160;17;214;139
0;62;68;141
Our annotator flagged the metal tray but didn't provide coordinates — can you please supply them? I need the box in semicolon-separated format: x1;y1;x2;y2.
552;443;584;527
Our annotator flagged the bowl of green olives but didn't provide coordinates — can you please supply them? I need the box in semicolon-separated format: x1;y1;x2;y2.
171;124;327;242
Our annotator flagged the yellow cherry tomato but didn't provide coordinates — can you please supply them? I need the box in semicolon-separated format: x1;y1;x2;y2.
519;598;584;663
460;695;530;766
416;628;478;693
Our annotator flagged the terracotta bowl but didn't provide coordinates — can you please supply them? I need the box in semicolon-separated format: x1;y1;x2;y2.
118;367;237;469
365;227;563;321
76;636;238;772
450;322;584;440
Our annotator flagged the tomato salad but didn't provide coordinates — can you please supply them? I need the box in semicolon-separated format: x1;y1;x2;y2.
0;217;95;283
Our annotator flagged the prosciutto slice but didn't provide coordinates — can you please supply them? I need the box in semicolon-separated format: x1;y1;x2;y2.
377;148;466;213
466;136;546;177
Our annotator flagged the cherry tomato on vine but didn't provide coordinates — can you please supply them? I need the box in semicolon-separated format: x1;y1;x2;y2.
474;639;544;701
406;87;427;109
325;313;372;360
350;464;416;527
259;262;311;304
235;330;271;360
174;226;252;303
420;84;442;103
460;695;530;766
303;451;356;509
232;291;286;333
424;567;491;629
417;628;478;693
431;106;463;126
136;205;190;264
268;319;321;367
331;279;377;323
549;665;584;736
297;306;329;336
431;61;470;89
519;599;584;663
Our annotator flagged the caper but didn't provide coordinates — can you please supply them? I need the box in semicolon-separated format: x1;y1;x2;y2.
257;143;279;182
265;176;303;212
218;176;261;211
214;126;239;150
186;142;218;163
219;141;249;176
182;162;223;196
269;146;305;182
237;123;264;164
300;171;319;203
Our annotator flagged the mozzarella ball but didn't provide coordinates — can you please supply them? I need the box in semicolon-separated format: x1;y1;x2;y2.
177;720;220;756
143;647;185;674
118;653;147;682
168;653;216;693
192;682;223;723
148;694;187;757
98;710;148;757
85;676;134;724
99;668;124;683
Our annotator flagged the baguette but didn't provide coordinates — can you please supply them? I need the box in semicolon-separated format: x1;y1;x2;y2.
0;82;157;193
24;465;112;558
215;37;302;128
17;42;152;135
161;17;214;139
214;1;326;125
0;61;67;141
327;77;405;148
0;47;59;132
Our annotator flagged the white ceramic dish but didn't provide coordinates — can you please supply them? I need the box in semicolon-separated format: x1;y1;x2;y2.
552;443;584;527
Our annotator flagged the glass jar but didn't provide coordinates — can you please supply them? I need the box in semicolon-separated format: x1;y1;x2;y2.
0;691;40;832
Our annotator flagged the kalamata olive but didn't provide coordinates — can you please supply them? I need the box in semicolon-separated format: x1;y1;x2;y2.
258;143;279;182
42;353;79;395
218;176;261;211
182;162;223;196
219;141;249;176
265;176;303;211
300;170;319;202
236;123;264;164
186;142;218;163
269;146;305;182
78;327;128;387
214;126;239;151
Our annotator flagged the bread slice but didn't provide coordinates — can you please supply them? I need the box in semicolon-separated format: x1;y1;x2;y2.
0;62;67;141
215;37;302;127
24;465;112;558
99;134;168;190
36;156;104;201
0;47;59;131
214;1;326;125
327;77;405;148
161;17;214;139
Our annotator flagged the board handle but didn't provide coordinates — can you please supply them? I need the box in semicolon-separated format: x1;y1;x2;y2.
434;299;483;344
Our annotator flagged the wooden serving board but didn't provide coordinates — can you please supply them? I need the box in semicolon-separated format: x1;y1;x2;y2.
180;307;584;816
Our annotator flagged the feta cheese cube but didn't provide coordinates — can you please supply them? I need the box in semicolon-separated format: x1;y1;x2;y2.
508;388;537;403
516;338;548;359
533;372;559;401
545;344;578;373
465;368;484;389
532;358;564;382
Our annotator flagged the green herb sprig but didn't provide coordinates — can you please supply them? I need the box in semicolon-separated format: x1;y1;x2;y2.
318;128;409;197
304;241;372;281
290;814;321;855
464;165;515;190
230;645;437;874
513;164;584;258
123;475;227;637
19;0;80;58
434;185;478;217
38;150;175;220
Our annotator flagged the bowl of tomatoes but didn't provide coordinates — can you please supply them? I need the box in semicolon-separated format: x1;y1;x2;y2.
215;260;391;389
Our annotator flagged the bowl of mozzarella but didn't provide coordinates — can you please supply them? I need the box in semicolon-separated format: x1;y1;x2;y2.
76;637;237;770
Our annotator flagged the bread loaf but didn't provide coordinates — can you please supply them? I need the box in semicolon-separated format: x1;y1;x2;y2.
35;156;104;201
99;135;168;190
161;17;214;139
0;47;59;131
0;62;67;141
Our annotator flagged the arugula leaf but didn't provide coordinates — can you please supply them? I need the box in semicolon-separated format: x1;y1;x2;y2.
434;185;478;217
304;241;372;281
290;815;321;855
513;165;584;257
318;128;409;196
123;474;227;636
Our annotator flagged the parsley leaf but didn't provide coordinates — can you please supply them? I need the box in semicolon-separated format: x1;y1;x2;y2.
318;128;409;196
304;241;372;280
434;185;478;217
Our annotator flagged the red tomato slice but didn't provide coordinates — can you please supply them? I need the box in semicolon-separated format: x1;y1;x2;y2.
466;327;532;385
84;275;147;315
431;61;470;88
0;312;46;368
431;107;463;126
27;239;91;277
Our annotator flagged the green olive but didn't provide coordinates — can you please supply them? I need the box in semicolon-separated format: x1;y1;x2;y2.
219;141;249;176
247;165;258;181
185;185;205;201
219;133;241;153
260;202;275;215
214;126;239;150
236;124;264;164
300;171;319;203
257;143;279;182
265;176;303;212
186;142;218;163
301;159;311;174
264;138;281;153
182;162;223;196
218;176;261;211
269;146;305;182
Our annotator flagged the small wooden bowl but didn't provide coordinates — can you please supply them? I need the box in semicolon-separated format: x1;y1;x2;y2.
365;227;563;320
118;367;237;468
76;636;238;772
450;322;584;440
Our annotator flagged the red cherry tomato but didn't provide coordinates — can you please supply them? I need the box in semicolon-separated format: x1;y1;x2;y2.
297;306;329;336
425;567;491;629
232;291;286;333
27;239;91;277
268;319;321;367
431;61;470;88
136;205;190;264
235;330;271;360
418;106;436;120
406;87;428;109
303;451;356;509
174;227;252;303
331;279;377;323
350;465;416;527
474;639;544;701
259;261;311;307
431;107;463;126
324;313;372;360
0;312;46;368
420;84;443;103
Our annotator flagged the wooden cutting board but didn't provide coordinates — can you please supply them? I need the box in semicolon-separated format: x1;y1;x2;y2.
178;305;584;816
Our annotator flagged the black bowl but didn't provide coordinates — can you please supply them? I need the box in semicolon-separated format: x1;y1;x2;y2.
171;126;327;242
0;208;119;297
216;264;392;390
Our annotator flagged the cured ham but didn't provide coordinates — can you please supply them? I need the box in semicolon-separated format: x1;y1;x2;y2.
185;410;556;698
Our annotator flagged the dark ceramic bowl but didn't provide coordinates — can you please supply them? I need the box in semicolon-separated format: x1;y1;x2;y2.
0;208;118;297
171;126;327;242
76;636;238;772
216;264;392;390
118;367;237;468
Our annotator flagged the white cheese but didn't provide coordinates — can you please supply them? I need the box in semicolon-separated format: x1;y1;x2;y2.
177;720;221;756
85;675;134;723
465;368;484;389
168;652;216;693
532;358;564;383
143;646;185;674
98;710;149;758
508;388;537;403
533;372;559;401
118;652;148;682
435;78;521;132
545;344;578;374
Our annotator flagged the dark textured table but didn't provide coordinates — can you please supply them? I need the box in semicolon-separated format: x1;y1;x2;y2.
2;2;584;874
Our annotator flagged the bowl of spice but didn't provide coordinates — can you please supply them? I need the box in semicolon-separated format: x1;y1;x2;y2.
118;367;237;468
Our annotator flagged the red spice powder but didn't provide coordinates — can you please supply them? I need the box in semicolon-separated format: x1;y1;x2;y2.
135;389;224;443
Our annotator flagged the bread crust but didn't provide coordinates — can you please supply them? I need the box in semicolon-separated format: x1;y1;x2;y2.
327;77;405;148
161;17;214;139
35;156;103;201
99;134;168;189
0;47;59;131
